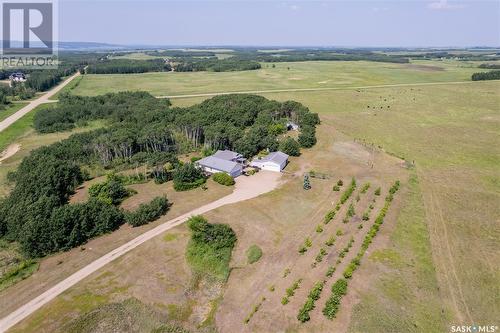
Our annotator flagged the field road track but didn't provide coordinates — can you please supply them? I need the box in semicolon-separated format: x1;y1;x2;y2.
0;171;282;333
157;80;496;99
0;71;80;133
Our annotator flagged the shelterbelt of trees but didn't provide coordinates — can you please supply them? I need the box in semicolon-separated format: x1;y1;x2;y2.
0;93;319;257
86;59;172;74
471;70;500;81
85;57;261;74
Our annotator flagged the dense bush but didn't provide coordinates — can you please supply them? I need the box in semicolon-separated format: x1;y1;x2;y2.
186;215;237;281
173;163;206;191
471;70;500;81
88;175;132;205
213;172;235;186
298;126;317;148
279;137;300;156
125;196;170;227
87;59;171;74
21;199;124;257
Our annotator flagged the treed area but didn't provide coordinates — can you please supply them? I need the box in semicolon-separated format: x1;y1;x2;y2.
471;70;500;81
86;59;172;74
0;93;318;258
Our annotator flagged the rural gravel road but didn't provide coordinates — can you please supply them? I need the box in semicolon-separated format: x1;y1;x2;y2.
0;71;80;133
0;171;282;333
157;80;484;99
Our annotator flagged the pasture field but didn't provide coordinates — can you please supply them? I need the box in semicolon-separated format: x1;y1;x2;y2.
66;60;480;97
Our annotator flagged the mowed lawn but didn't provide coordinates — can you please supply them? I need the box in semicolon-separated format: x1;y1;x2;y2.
69;60;480;97
228;81;498;330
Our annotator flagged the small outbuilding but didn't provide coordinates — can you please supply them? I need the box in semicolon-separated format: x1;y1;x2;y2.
250;151;289;172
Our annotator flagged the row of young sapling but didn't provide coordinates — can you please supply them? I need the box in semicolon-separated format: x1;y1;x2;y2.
295;178;374;322
322;180;401;320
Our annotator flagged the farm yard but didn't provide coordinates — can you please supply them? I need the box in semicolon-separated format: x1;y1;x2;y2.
0;56;498;333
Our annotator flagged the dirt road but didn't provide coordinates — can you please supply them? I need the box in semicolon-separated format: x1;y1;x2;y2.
157;80;491;99
0;171;282;333
0;144;20;164
0;72;80;133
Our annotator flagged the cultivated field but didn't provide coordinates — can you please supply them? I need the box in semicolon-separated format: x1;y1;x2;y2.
67;60;480;97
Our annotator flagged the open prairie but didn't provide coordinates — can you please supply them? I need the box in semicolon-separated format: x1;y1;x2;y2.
68;60;480;97
1;61;499;333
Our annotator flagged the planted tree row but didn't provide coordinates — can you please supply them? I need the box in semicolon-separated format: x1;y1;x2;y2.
322;181;401;319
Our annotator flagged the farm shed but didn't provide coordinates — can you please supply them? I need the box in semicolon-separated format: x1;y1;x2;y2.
250;151;289;172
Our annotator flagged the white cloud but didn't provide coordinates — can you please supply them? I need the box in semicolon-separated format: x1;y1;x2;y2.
427;0;466;10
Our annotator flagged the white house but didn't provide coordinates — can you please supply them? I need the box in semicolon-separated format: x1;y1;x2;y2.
250;151;289;172
9;72;26;83
196;150;244;178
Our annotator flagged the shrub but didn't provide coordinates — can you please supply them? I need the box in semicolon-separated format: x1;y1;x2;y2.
316;225;323;233
305;237;312;247
213;172;235;186
325;235;335;246
173;163;206;191
336;229;343;236
186;215;237;281
190;156;202;162
347;203;355;217
324;210;336;224
281;297;289;305
88;175;133;205
125;196;170;227
340;178;356;204
374;187;381;196
332;185;340;191
323;278;348;319
246;245;263;264
298;245;307;254
283;268;291;278
326;266;336;278
337;179;343;186
360;182;371;193
297;281;325;322
362;212;370;221
279;137;301;156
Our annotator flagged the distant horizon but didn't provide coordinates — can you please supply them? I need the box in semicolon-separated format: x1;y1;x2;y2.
54;41;500;50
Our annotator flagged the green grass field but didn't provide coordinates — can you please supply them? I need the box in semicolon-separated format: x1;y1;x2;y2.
66;60;481;97
0;103;28;122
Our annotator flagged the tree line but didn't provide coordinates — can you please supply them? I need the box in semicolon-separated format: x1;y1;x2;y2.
86;59;172;74
471;70;500;81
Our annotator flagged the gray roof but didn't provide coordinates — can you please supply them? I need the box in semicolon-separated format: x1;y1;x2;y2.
213;150;241;161
252;151;289;165
197;156;242;174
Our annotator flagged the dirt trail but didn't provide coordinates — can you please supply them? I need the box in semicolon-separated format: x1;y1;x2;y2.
0;72;80;133
0;144;20;164
157;80;495;99
0;171;282;333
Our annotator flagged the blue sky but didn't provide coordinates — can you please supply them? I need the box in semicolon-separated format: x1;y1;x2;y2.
59;0;500;47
